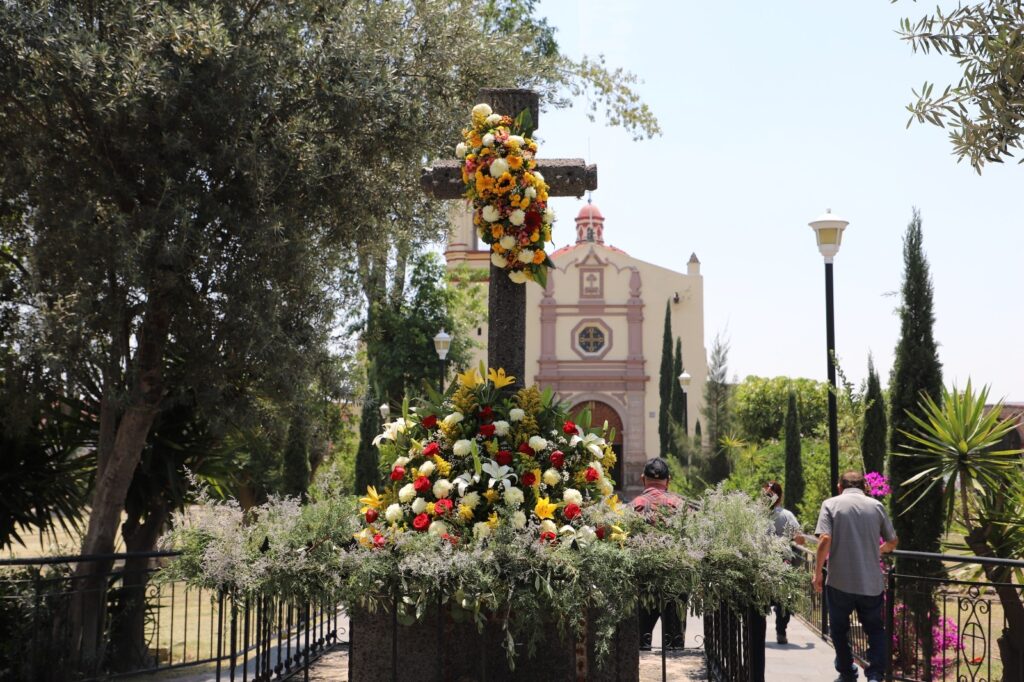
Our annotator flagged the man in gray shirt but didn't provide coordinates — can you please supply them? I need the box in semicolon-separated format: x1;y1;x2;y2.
814;471;898;682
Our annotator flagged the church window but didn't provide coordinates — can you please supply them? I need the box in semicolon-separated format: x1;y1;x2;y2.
578;326;605;353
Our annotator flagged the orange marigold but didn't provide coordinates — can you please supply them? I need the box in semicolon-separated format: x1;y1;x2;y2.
508;155;523;170
532;249;546;264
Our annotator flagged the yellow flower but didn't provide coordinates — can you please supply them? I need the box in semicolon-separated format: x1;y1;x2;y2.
359;486;383;512
532;249;546;265
484;489;500;504
530;230;539;243
435;456;452;478
534;496;557;520
469;133;482;147
487;512;499;528
528;468;542;488
610;525;629;543
458;504;474;521
457;367;482;388
490;224;504;239
487;367;516;388
508;155;523;170
495;172;515;195
426;502;436;515
519;196;531;209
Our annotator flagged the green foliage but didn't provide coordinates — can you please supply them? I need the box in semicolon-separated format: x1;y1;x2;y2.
896;1;1024;172
658;302;673;456
702;333;732;483
354;395;381;497
888;210;944;569
784;391;805;513
732;376;828;443
861;356;888;475
281;412;311;499
669;338;685;454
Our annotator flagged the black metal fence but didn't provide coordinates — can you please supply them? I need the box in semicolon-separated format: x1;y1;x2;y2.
702;602;759;682
0;551;347;681
792;545;1024;682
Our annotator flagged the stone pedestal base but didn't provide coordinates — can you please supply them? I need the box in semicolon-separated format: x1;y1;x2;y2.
350;605;639;681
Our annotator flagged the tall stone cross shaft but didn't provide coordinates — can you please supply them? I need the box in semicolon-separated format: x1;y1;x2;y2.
421;88;598;386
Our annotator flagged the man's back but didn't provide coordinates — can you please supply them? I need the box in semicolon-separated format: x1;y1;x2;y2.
815;488;896;595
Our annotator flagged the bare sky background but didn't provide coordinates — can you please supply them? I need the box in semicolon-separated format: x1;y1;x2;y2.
530;0;1023;400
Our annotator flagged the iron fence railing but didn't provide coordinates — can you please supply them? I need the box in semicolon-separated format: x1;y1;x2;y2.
702;602;760;682
0;552;347;681
792;545;1024;682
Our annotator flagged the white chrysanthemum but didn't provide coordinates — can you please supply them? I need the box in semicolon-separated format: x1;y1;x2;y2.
433;479;453;499
482;205;500;222
509;209;525;226
473;522;492;540
529;436;548;451
482;133;495;148
490;252;508;268
442;412;464;427
563;488;583;506
507;134;525;147
542;468;561;486
516;249;533;264
489;157;508;177
509;408;525;422
508;270;529;285
544;207;555;224
398;483;416;503
393;456;410;468
411;497;427;514
428;520;448;536
539;519;557;535
417;460;435;477
486;113;502;126
504;487;524;508
455;142;467;158
453;439;472;457
525;186;537;199
533;171;545;184
512;510;527;529
461;491;481;509
472;103;493;118
493;420;510;437
499;235;516;250
385;503;403;523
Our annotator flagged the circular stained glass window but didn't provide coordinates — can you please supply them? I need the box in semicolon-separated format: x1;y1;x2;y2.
578;326;605;353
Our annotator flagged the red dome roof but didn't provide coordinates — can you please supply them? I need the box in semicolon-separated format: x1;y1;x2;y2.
576;203;604;222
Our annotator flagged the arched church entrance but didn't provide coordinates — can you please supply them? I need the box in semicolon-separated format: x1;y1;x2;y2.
569;400;624;490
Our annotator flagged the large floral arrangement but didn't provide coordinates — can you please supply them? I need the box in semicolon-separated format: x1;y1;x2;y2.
356;366;623;549
457;104;555;286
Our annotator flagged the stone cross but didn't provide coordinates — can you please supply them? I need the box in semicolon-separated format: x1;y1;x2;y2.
422;88;598;386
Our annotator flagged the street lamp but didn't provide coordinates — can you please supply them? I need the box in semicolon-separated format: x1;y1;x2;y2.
379;402;390;421
433;329;452;393
677;370;692;471
808;208;849;496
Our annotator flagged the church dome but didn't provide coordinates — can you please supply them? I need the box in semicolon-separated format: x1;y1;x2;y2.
575;202;606;244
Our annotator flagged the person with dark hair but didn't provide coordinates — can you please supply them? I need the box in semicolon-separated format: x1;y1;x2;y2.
814;471;898;682
762;480;805;644
632;457;686;650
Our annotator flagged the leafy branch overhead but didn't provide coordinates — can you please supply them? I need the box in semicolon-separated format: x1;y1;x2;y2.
896;1;1024;171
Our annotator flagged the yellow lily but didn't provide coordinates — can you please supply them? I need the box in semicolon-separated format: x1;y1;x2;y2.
534;496;557;520
359;486;383;513
487;367;516;388
457;367;482;388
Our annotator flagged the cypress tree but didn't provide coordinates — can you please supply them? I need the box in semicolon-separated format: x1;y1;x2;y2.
355;388;382;496
669;337;685;455
282;411;311;499
783;390;804;513
861;355;887;475
658;301;673;455
702;333;732;483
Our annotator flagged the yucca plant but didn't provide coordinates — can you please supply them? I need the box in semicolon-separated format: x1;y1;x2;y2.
898;380;1024;680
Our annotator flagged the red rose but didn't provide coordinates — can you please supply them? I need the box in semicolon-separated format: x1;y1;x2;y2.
521;471;537;486
422;442;440;458
549;451;565;469
540;531;557;543
595;526;607;540
434;498;453;516
373;533;387;548
562;420;577;435
563;503;581;521
390;466;406;481
496;450;513;466
525;210;542;231
421;415;438;429
413;513;430;532
518;442;534;456
478;405;494;422
365;508;379;524
441;533;458;546
479;423;496;438
414;476;431;494
585;467;600;483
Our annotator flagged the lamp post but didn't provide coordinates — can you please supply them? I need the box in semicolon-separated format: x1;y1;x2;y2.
808;209;849;496
433;329;452;393
677;370;692;471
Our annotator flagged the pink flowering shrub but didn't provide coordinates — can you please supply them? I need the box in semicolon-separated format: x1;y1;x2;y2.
865;471;891;498
891;603;963;671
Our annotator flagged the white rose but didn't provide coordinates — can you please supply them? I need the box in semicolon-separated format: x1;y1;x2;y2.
486;113;502;126
517;249;533;264
428;520;448;536
417;460;435;477
461;491;481;509
493;420;510;437
490;252;508;268
393;456;410;468
504;487;524;508
542;468;561;486
512;510;527;529
455;142;467;158
482;133;495;147
544;207;555;224
453;439;472;457
489;157;508;177
525;186;537;199
529;436;548;451
509;209;525;226
563;488;583;506
411;497;427;514
473;522;492;540
398;483;416;503
539;519;557;535
576;526;597;547
508;270;528;284
509;408;526;422
482;205;500;222
472;103;493;118
385;503;403;524
433;479;453;499
442;412;464;427
499;235;516;250
508;134;525;146
533;171;545;184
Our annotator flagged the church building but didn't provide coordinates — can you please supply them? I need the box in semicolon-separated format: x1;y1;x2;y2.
445;202;708;497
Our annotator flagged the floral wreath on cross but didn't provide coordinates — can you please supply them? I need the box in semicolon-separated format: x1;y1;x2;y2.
457;103;555;286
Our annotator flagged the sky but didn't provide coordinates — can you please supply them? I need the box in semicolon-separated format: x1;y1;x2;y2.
528;0;1024;401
